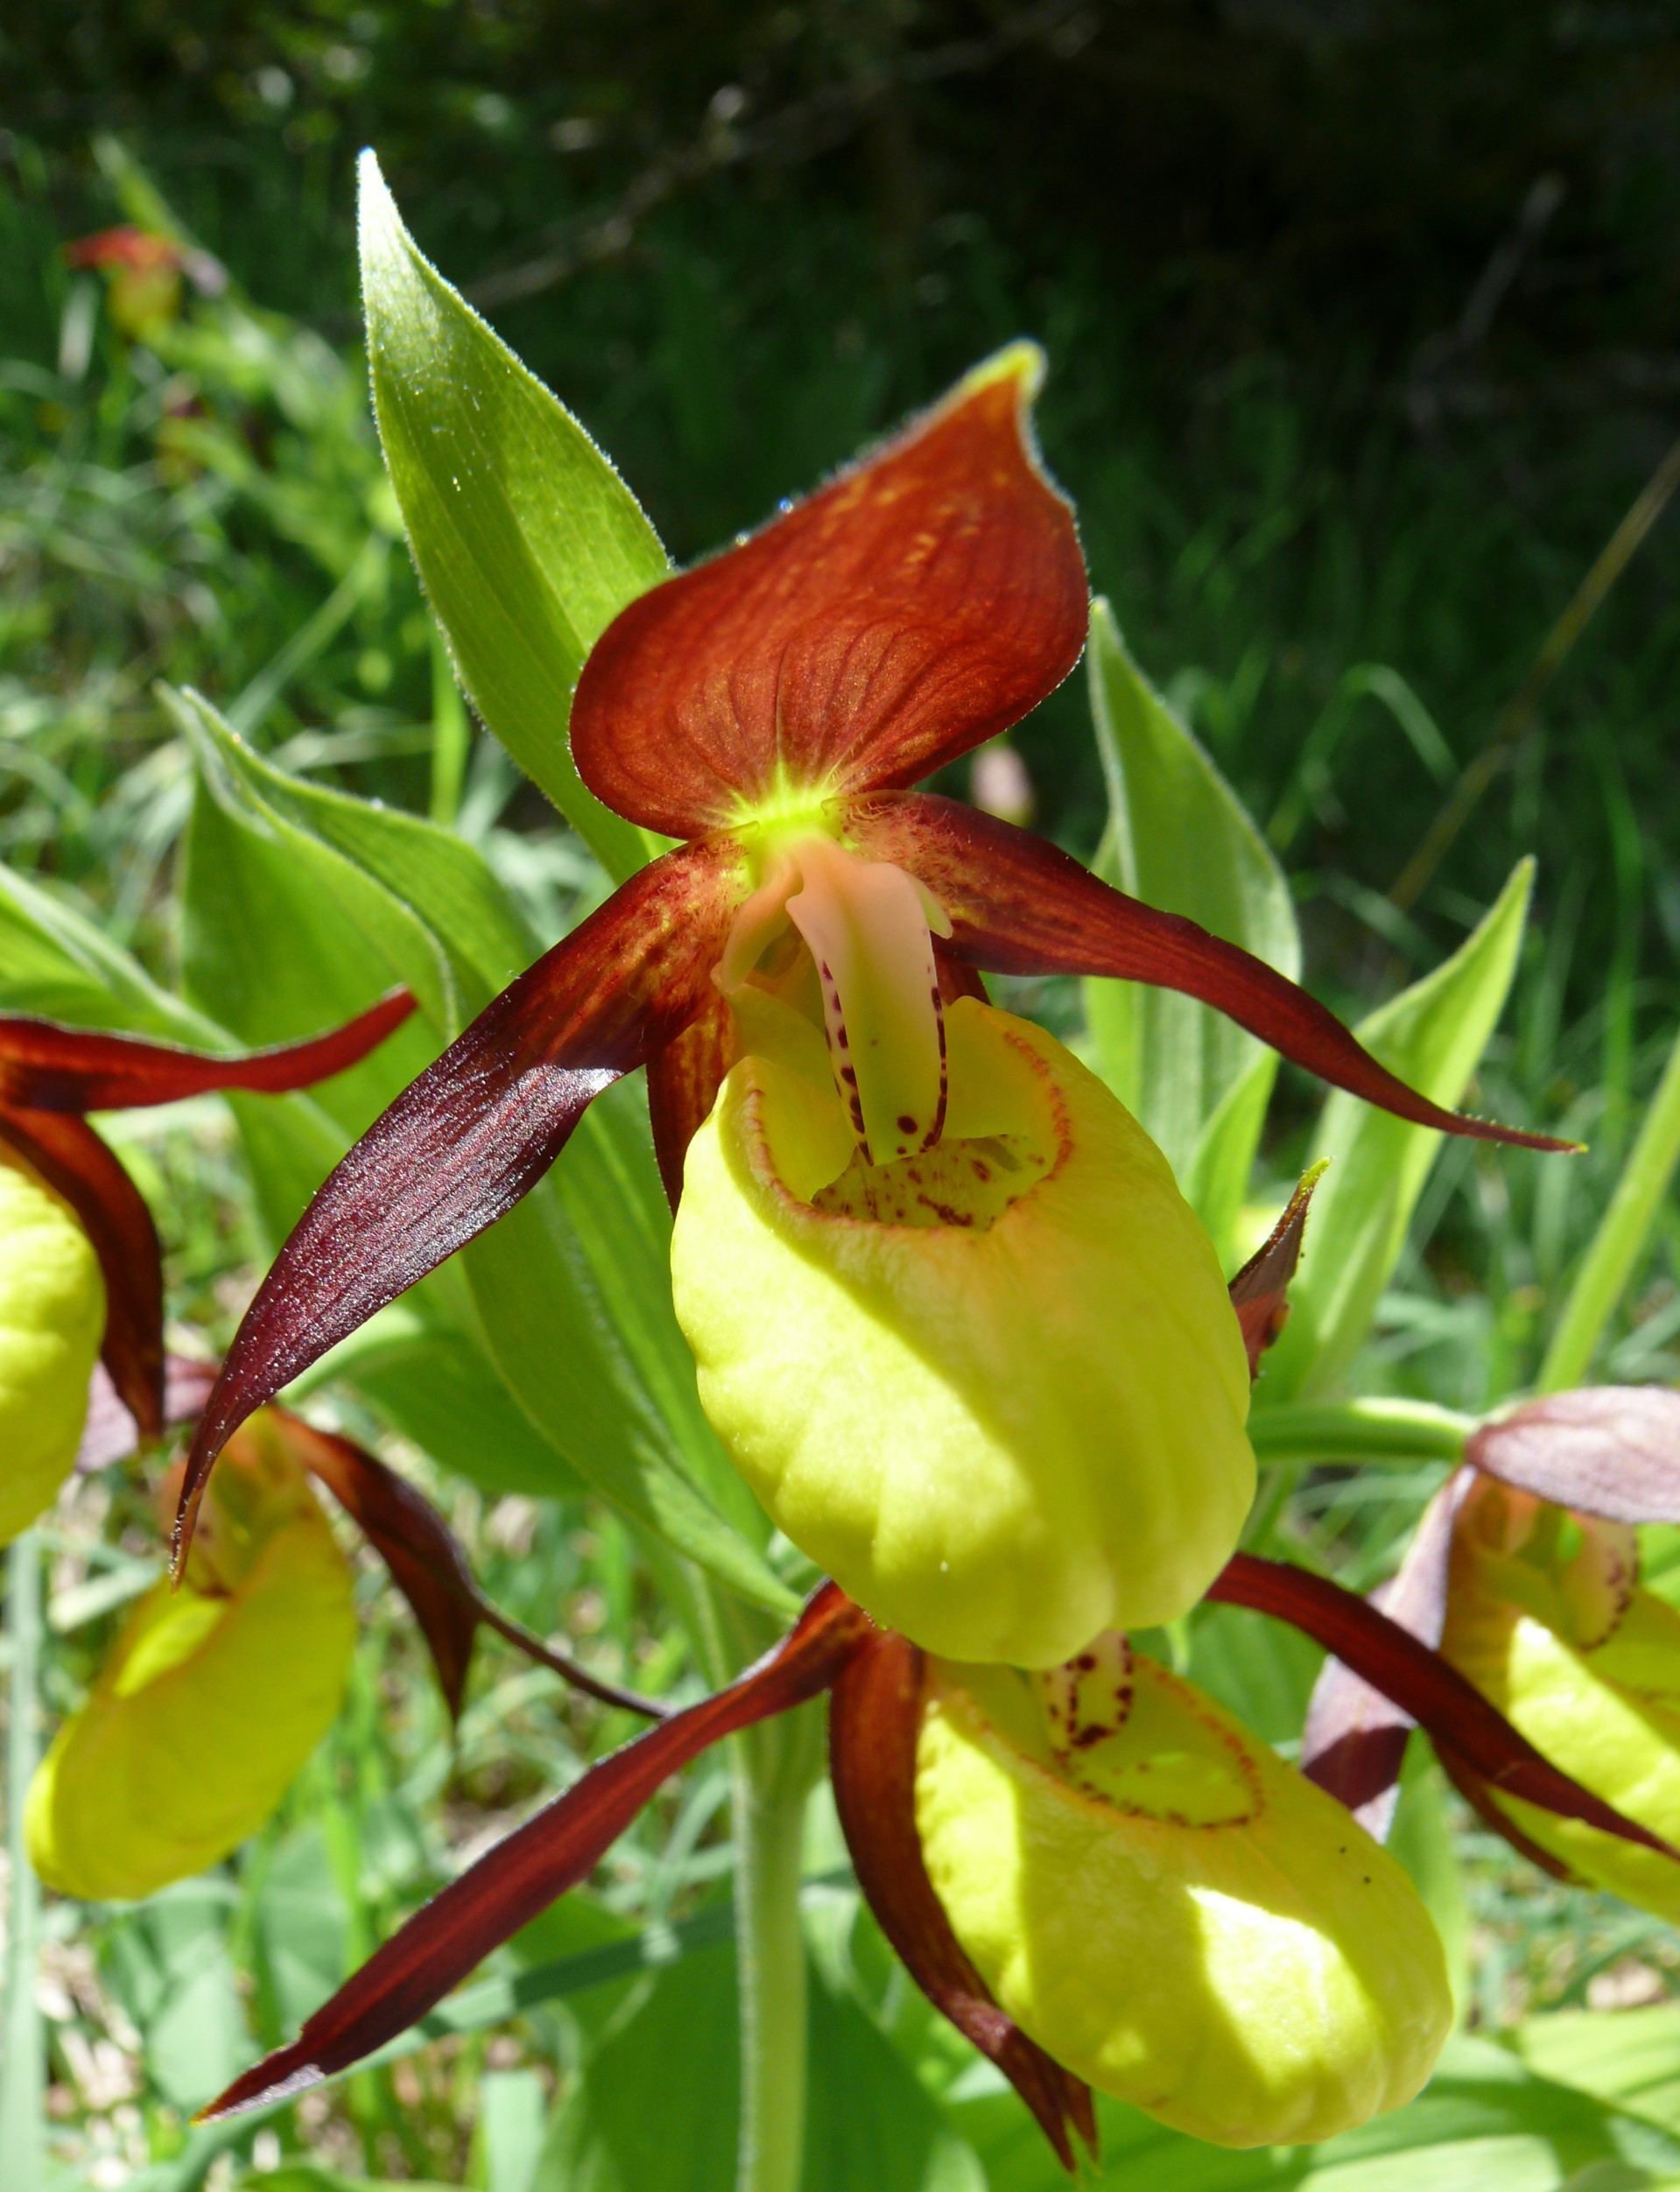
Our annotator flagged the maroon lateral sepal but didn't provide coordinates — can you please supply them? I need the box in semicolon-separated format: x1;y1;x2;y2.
829;1628;1096;2174
0;990;417;1113
1227;1166;1324;1380
270;1411;668;1724
1468;1388;1680;1523
1298;1472;1472;1837
0;1107;166;1437
846;791;1575;1154
198;1584;870;2123
172;839;745;1574
1210;1550;1680;1860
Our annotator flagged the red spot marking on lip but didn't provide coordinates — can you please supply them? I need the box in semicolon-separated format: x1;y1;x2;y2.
896;1114;917;1135
840;1064;858;1085
1072;1725;1110;1750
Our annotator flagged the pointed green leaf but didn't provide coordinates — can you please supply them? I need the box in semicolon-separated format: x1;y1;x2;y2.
1261;861;1534;1403
1538;1016;1680;1391
463;1077;795;1615
1081;601;1300;1258
358;151;667;882
954;2034;1680;2189
0;865;215;1043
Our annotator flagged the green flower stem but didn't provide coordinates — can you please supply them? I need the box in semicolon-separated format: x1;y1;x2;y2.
1250;1397;1475;1468
1538;1021;1680;1395
731;1761;811;2192
1;1533;45;2192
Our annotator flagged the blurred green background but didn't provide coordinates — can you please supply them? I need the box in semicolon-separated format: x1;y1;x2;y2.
7;0;1680;987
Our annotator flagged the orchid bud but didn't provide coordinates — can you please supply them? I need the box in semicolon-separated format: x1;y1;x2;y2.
0;1155;105;1545
671;993;1254;1666
914;1637;1452;2146
1440;1476;1680;1917
26;1415;355;1900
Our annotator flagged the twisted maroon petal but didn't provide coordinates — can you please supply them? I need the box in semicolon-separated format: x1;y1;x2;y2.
173;839;745;1570
830;1627;1095;2173
272;1411;668;1723
847;792;1574;1151
1212;1550;1679;1858
1298;1472;1473;1837
1469;1388;1680;1522
570;350;1087;838
199;1585;870;2122
0;990;416;1113
0;1106;166;1436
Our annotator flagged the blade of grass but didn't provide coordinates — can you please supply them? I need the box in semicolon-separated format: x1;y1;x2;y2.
1539;1020;1680;1393
1391;427;1680;913
429;628;471;827
225;533;389;742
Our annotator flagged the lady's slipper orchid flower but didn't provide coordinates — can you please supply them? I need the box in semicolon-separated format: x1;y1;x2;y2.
1304;1384;1680;1908
192;1555;1675;2162
27;1413;359;1903
0;993;414;1539
174;348;1569;1656
192;1240;1671;2167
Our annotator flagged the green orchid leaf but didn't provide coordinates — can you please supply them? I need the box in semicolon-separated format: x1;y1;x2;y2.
0;865;215;1042
536;1935;977;2192
1081;600;1300;1260
1260;859;1534;1404
955;2034;1680;2189
176;689;789;1607
358;151;667;882
297;1305;584;1500
1387;1753;1472;2020
176;692;446;1137
1514;2001;1680;2139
